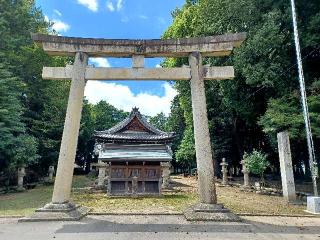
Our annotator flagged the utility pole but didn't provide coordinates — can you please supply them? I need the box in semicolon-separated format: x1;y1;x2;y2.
290;0;319;196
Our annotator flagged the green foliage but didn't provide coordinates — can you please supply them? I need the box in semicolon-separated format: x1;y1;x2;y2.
163;0;320;171
149;112;168;131
0;64;27;171
259;94;320;147
0;0;70;176
243;150;269;176
175;127;196;168
165;96;186;159
12;135;39;168
92;101;128;131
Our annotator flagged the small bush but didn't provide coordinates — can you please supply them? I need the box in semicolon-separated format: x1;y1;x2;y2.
243;150;269;185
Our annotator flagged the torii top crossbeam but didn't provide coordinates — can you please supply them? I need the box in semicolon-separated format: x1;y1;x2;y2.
31;32;246;57
32;33;246;81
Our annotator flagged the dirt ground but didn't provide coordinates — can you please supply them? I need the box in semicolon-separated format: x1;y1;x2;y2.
0;175;310;216
74;175;307;215
171;175;308;215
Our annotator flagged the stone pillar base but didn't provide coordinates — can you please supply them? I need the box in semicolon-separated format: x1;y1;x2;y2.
94;184;106;191
19;202;89;222
305;196;320;214
184;203;241;222
218;182;229;187
44;178;54;184
16;187;26;192
240;185;251;191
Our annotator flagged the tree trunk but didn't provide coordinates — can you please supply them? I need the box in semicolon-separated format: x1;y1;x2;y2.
233;117;244;163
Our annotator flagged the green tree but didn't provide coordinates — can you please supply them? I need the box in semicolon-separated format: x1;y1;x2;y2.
0;0;71;177
93;101;128;131
149;112;168;131
76;99;96;171
166;96;186;154
0;64;29;172
163;0;320;173
243;150;269;185
175;126;196;170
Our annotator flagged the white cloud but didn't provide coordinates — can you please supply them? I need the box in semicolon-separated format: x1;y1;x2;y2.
52;20;70;33
84;82;177;116
77;0;98;12
53;9;62;16
106;0;123;12
89;58;111;67
138;14;148;20
116;0;123;10
45;16;70;33
106;1;115;11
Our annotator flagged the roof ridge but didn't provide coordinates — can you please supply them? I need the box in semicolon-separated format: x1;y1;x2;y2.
95;107;174;136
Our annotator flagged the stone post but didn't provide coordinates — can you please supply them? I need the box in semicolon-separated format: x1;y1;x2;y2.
48;166;55;182
132;176;138;197
158;177;163;194
189;52;216;204
17;167;26;191
241;160;250;188
105;163;110;180
106;176;111;194
236;167;240;176
97;167;106;187
161;162;171;188
229;166;234;179
220;158;228;185
277;131;296;203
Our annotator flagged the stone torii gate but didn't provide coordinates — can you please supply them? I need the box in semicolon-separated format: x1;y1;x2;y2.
22;32;246;221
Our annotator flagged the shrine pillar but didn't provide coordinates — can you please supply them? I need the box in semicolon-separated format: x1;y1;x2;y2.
189;52;217;204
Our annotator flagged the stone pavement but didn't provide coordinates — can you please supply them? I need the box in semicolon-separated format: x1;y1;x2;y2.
1;215;320;240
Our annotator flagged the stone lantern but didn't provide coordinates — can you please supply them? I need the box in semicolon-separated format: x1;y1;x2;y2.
17;166;26;191
48;166;55;182
220;158;228;185
241;160;250;188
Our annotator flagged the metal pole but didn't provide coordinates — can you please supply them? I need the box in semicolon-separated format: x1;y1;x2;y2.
290;0;318;196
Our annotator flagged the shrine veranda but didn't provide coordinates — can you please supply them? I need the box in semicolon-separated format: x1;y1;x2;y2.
19;32;246;222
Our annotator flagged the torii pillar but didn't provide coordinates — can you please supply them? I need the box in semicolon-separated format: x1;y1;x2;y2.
184;52;240;221
189;52;216;203
20;52;90;221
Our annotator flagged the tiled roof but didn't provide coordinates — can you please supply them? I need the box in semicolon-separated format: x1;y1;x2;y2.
99;148;172;162
94;107;175;142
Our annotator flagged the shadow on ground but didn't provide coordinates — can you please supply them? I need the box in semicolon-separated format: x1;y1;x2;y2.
55;217;320;235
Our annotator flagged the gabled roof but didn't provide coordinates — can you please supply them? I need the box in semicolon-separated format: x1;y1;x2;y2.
94;107;175;143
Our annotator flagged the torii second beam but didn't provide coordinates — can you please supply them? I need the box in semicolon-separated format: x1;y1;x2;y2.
42;66;234;81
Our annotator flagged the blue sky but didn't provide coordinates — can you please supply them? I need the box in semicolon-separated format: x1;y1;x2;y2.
35;0;185;116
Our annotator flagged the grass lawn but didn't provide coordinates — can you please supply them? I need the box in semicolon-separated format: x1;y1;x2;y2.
0;175;91;216
0;185;52;216
217;186;306;215
0;175;307;216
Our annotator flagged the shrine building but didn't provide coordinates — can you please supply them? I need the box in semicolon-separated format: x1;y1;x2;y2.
93;107;175;196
